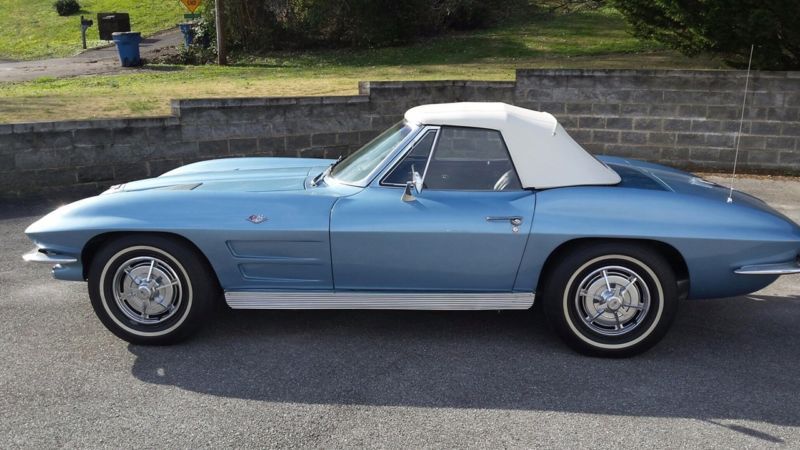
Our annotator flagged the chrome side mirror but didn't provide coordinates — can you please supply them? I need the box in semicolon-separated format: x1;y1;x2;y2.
412;170;423;193
403;165;423;202
402;181;418;202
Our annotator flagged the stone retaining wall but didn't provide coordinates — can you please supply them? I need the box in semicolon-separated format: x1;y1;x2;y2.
1;69;797;199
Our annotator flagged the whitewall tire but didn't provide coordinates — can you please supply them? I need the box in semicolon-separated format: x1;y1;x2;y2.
542;242;679;357
87;235;218;345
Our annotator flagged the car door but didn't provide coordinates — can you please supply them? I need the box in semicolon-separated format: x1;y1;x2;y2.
330;125;535;292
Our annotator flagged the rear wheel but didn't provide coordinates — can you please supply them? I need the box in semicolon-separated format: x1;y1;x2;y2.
541;242;678;357
87;235;218;345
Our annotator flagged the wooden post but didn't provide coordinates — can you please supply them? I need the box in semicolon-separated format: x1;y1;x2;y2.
215;0;228;65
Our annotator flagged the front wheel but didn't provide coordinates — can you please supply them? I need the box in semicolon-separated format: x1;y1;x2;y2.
541;243;679;357
87;235;218;345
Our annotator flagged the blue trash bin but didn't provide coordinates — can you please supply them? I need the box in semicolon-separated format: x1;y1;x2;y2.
111;31;142;67
178;22;195;47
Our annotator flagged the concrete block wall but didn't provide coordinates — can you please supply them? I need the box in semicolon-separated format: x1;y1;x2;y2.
514;70;800;172
177;80;516;165
0;70;798;199
0;117;184;199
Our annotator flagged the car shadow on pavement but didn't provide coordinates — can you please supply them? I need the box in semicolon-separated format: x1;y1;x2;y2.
128;294;800;434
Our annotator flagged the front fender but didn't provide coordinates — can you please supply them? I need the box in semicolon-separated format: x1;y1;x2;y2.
25;189;341;288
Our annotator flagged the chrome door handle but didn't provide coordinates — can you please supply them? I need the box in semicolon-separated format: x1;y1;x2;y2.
486;216;523;226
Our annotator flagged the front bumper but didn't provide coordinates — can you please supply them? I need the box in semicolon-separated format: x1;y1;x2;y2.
22;248;77;265
22;248;84;281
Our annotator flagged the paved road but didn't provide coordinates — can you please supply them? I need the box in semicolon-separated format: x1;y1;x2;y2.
0;29;181;83
1;175;799;448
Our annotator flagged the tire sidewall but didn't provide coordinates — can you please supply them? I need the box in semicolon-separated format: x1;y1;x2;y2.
543;243;678;357
88;235;215;344
98;245;194;338
563;254;664;350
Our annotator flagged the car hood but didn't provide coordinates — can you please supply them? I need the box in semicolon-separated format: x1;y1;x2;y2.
108;157;335;194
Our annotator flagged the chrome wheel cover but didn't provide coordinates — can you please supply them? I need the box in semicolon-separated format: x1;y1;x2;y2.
111;256;183;325
574;265;651;336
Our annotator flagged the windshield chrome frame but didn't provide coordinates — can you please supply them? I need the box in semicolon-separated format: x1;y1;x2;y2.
326;121;422;188
378;125;441;188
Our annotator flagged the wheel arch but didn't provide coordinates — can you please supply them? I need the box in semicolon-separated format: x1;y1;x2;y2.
81;231;219;286
536;238;690;300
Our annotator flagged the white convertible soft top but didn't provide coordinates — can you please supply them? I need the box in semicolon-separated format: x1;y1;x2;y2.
404;102;621;189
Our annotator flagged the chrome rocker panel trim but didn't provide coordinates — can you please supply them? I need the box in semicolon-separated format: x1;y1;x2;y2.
735;260;800;275
22;249;78;265
225;291;535;310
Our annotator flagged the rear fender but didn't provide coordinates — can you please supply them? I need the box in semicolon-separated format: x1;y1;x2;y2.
517;186;799;299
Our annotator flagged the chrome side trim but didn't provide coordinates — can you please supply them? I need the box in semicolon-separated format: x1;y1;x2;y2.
735;260;800;275
22;249;78;265
225;291;535;310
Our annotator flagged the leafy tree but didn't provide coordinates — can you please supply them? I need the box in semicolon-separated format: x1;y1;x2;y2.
612;0;800;69
205;0;532;54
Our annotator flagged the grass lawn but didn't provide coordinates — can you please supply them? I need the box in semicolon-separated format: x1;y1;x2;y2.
0;0;185;60
0;8;725;123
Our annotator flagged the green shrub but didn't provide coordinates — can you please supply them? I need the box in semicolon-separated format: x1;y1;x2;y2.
612;0;800;70
172;17;217;65
176;44;216;65
209;0;532;54
443;0;495;30
54;0;80;16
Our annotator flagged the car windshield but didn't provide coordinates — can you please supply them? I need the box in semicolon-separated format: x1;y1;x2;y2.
328;122;414;185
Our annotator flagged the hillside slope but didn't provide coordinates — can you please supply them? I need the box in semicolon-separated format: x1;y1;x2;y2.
0;8;723;122
0;0;185;60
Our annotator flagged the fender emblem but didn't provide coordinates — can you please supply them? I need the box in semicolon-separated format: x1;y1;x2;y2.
247;214;267;224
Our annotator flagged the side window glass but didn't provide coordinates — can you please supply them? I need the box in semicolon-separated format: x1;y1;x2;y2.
424;127;521;191
382;130;437;186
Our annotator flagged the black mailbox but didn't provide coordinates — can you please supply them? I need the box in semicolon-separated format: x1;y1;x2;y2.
80;16;94;49
97;12;131;41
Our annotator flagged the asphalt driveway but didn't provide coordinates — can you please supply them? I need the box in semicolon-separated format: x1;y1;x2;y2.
0;28;181;83
1;175;799;448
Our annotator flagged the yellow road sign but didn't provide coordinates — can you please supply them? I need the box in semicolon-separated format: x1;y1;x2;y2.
180;0;202;13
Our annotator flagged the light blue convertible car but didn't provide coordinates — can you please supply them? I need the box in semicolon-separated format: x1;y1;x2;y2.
23;103;800;356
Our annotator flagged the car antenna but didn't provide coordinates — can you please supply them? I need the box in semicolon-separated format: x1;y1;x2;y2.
727;44;755;204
